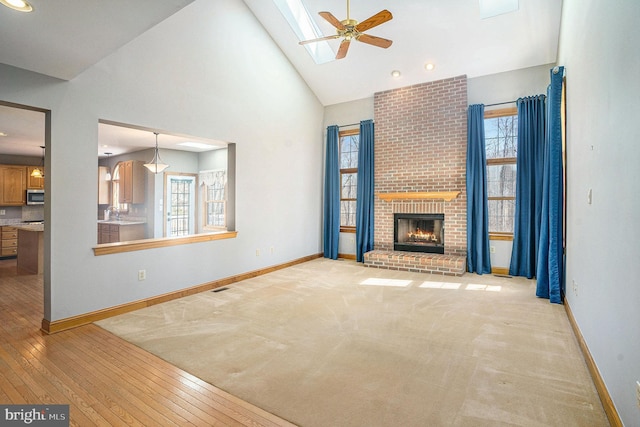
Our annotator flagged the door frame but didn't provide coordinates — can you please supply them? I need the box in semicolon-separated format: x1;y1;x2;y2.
163;172;198;238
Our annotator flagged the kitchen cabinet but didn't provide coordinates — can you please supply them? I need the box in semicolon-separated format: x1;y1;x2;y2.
98;222;145;244
98;166;110;205
119;160;145;204
1;226;19;257
0;165;26;206
26;166;45;189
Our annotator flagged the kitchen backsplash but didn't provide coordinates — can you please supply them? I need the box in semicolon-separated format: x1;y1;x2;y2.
0;205;44;226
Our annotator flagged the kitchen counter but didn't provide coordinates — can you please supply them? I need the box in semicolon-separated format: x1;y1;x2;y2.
16;225;44;274
13;223;44;232
97;220;147;244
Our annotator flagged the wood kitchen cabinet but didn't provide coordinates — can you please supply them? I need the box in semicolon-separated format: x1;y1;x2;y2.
98;222;145;244
26;166;45;189
0;165;26;206
1;226;19;257
119;160;145;204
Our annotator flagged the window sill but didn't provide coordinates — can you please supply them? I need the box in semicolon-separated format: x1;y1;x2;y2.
93;230;238;256
489;233;513;241
340;227;356;234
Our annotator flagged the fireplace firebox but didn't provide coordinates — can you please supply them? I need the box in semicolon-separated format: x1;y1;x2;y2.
394;213;444;254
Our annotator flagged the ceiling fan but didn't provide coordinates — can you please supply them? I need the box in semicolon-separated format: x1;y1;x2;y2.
299;0;393;60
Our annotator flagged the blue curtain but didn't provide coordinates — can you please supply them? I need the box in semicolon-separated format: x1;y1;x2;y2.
466;104;492;274
536;67;564;303
323;125;340;259
509;96;547;278
355;120;375;262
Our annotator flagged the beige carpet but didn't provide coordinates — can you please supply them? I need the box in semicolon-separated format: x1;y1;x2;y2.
97;258;608;426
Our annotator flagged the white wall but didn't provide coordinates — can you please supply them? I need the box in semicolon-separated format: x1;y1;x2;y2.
0;0;324;321
323;97;375;256
467;63;553;106
558;1;640;424
199;148;227;172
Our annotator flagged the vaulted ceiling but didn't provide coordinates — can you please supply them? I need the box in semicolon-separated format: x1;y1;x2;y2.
244;0;562;105
0;0;562;155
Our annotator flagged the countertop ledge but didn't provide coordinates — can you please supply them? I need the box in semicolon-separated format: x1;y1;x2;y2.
97;220;147;226
14;224;44;232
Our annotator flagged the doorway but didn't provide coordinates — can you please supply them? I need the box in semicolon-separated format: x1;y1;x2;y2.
0;101;48;328
164;173;197;237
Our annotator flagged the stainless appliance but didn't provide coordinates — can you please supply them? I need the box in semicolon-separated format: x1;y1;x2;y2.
26;189;44;205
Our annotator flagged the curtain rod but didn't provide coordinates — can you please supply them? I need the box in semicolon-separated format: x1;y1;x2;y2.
338;121;374;128
484;100;516;107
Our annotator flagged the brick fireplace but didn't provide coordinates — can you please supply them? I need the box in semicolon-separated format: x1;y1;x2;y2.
364;76;468;275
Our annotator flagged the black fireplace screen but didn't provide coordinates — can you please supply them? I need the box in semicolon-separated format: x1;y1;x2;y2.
394;213;444;254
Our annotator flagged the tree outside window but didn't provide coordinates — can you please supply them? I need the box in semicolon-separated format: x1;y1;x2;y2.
485;108;517;237
339;129;359;231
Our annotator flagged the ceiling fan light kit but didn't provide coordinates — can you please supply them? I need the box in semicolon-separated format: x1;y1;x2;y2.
299;0;393;60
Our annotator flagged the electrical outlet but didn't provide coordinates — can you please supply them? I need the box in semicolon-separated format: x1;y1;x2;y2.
490;246;496;254
256;249;260;257
270;246;274;254
636;381;640;408
0;209;5;215
572;279;578;297
138;270;146;281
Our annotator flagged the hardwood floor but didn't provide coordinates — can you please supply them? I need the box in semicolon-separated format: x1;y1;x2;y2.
0;259;295;427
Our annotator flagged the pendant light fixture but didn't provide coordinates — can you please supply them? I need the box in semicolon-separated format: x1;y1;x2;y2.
104;152;112;181
143;132;169;173
30;146;45;178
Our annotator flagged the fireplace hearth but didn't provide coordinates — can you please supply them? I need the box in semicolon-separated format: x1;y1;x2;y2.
394;213;444;254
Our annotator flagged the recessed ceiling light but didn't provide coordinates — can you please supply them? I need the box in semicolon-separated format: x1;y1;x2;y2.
425;63;435;71
391;70;401;78
0;0;34;12
0;132;7;137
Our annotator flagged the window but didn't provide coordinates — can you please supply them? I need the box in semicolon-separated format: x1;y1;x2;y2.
110;162;129;213
200;170;227;231
339;129;359;231
485;108;517;237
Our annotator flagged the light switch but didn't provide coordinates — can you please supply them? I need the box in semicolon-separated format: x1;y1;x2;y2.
587;188;592;205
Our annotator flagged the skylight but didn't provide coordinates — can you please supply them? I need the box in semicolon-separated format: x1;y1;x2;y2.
272;0;336;64
479;0;519;19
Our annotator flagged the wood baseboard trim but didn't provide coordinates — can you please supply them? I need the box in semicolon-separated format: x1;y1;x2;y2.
41;253;322;335
491;267;510;275
564;300;622;427
338;253;357;260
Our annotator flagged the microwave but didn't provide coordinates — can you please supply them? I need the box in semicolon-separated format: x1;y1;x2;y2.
26;189;44;205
